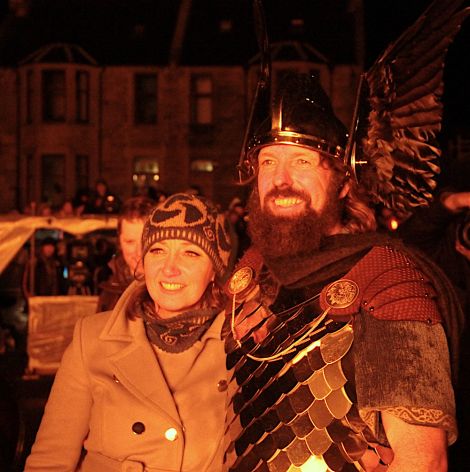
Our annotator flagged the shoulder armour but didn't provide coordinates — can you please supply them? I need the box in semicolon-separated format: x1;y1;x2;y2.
320;245;442;324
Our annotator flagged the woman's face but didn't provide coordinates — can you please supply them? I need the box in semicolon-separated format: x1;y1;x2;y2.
144;239;215;318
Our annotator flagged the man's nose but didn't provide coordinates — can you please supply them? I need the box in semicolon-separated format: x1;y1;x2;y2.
273;161;293;187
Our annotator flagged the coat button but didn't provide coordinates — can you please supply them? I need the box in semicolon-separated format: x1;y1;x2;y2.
164;428;178;441
217;379;228;392
132;422;145;434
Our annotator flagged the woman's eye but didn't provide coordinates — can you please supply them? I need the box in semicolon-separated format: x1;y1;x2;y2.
185;250;200;257
149;247;164;255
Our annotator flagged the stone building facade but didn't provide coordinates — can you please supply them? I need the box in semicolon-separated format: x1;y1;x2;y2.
0;43;360;213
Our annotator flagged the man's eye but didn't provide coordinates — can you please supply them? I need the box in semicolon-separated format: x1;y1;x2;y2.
260;159;274;166
149;247;164;255
297;158;311;165
185;250;200;257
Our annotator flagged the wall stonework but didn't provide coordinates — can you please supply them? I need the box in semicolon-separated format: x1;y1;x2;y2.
0;58;357;213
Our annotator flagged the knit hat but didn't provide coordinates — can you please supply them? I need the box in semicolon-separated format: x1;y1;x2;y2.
142;193;233;281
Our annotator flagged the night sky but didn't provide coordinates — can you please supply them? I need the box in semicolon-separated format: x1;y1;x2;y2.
364;0;470;134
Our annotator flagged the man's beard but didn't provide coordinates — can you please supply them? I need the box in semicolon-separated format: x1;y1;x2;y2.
247;185;342;259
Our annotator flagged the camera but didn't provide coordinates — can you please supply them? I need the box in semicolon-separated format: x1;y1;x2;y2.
66;239;93;294
457;211;470;250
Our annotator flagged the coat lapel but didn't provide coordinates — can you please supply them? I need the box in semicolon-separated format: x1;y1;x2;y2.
100;282;182;427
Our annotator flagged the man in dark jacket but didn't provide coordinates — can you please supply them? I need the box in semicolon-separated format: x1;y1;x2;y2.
97;196;155;312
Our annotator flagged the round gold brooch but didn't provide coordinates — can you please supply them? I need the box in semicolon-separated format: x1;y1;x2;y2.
228;267;254;295
325;279;359;309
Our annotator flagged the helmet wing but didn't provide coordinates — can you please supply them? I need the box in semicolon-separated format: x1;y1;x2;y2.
352;0;470;216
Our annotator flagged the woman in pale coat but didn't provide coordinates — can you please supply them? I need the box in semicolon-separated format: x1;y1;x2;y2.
25;193;234;472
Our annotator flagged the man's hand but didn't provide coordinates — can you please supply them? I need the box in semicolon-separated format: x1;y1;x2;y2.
382;410;448;471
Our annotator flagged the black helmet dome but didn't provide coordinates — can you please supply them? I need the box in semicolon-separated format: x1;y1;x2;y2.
245;73;348;167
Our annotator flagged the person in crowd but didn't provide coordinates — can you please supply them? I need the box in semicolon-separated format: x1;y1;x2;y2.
226;198;250;262
23;237;66;296
398;182;470;470
97;196;155;312
73;187;92;216
50;183;65;212
146;187;168;203
56;198;75;217
37;201;53;217
25;193;234;472
222;72;462;471
86;178;121;214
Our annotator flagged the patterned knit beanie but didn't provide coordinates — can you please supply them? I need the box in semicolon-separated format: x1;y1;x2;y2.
142;193;233;281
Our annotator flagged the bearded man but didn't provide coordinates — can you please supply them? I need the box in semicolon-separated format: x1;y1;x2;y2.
222;72;462;472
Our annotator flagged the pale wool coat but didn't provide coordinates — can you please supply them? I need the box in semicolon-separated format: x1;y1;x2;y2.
25;282;229;472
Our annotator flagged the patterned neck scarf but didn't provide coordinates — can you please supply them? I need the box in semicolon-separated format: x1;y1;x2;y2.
135;297;219;353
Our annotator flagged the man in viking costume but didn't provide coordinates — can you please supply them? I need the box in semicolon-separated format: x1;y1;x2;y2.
223;1;469;470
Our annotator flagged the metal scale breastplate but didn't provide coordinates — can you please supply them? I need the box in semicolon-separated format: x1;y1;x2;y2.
223;282;372;472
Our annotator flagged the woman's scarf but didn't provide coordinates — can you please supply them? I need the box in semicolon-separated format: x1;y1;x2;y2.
135;297;219;353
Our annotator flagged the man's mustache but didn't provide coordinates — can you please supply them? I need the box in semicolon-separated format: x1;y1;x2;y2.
263;187;312;206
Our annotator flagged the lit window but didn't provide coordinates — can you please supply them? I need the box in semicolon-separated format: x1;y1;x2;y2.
191;75;213;125
191;160;214;172
76;71;90;123
134;74;157;124
133;157;160;194
42;70;66;122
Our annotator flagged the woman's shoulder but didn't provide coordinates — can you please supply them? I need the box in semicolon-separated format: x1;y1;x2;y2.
75;310;113;338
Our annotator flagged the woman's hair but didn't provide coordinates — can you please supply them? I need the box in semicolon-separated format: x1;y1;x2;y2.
125;279;227;320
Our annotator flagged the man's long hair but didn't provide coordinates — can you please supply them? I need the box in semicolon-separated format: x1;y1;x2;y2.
327;157;377;234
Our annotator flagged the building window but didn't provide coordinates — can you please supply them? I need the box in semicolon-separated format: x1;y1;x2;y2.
76;155;89;191
133;157;159;194
26;70;34;124
42;70;66;122
191;75;213;125
41;154;65;203
76;71;90;123
190;160;214;172
134;74;157;124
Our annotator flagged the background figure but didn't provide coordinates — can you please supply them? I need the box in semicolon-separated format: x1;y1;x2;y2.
97;196;155;312
56;199;75;217
72;187;92;216
86;178;121;214
398;183;470;469
25;193;234;472
23;237;66;296
226;198;250;262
